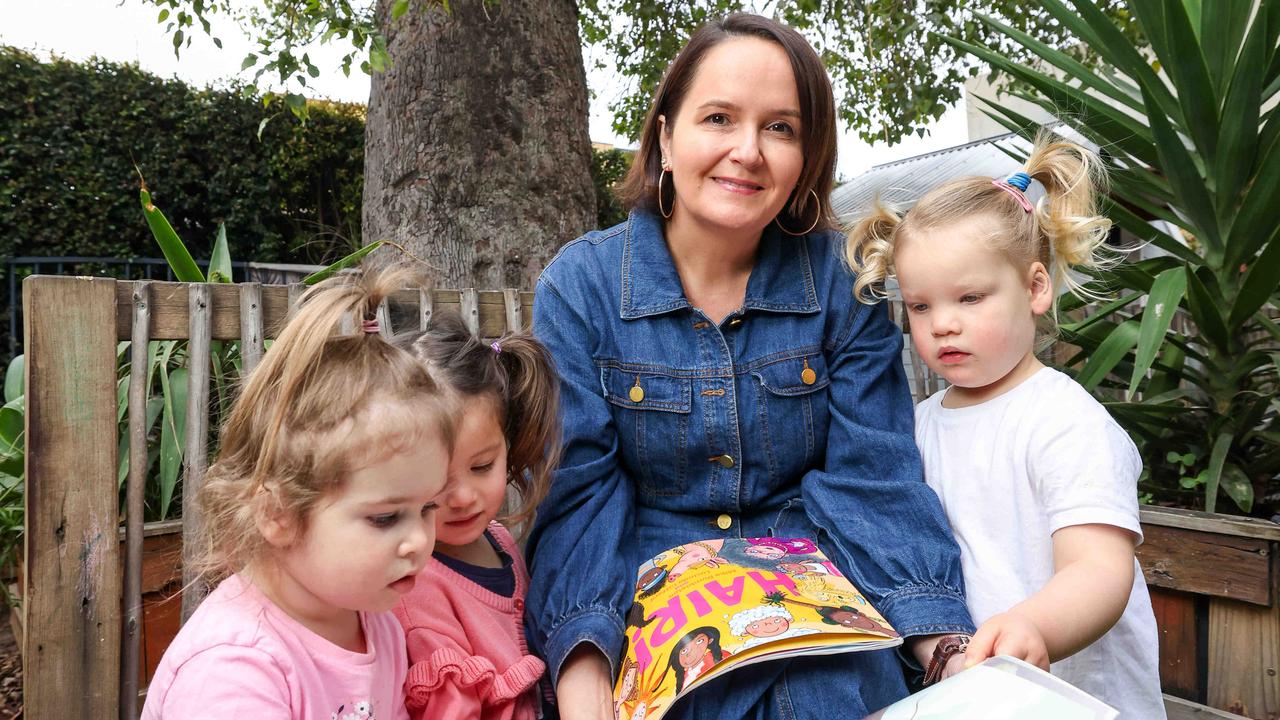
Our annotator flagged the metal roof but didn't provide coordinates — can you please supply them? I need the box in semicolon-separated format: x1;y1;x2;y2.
832;132;1037;222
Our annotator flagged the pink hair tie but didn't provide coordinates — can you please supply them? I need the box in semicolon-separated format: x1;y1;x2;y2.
490;341;502;354
992;179;1033;213
361;319;380;334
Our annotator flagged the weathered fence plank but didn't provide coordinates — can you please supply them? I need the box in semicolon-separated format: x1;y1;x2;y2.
113;281;534;340
121;282;151;720
1137;523;1275;606
180;284;212;621
23;275;122;718
1151;587;1203;701
1207;598;1280;719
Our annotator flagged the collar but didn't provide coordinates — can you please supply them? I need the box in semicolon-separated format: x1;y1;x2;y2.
619;209;821;320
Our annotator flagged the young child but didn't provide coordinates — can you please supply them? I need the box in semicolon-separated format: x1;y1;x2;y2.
141;267;455;720
391;312;561;720
847;136;1166;717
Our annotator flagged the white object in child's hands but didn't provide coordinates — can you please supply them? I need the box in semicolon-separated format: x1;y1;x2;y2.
865;656;1118;720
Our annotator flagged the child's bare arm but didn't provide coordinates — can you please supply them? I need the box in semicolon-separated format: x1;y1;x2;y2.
965;523;1136;669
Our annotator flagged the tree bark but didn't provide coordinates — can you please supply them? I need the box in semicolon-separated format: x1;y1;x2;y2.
364;0;596;289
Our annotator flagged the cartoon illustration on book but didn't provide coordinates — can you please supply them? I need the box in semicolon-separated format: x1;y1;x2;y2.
727;598;820;651
614;537;903;720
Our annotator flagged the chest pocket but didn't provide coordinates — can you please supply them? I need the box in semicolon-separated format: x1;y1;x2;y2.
601;366;692;497
750;352;830;481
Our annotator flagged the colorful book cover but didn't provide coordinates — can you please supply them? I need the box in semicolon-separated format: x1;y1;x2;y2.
613;537;902;720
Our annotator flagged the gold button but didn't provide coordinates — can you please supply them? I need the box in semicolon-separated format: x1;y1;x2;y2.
710;454;734;469
728;317;743;328
716;514;732;530
629;385;645;403
801;367;817;385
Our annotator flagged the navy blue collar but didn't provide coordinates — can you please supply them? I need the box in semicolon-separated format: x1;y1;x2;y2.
619;209;821;320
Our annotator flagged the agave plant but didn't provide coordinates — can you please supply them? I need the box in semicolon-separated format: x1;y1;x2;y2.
945;0;1279;515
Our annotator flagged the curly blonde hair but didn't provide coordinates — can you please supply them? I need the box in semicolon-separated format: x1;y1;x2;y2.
846;132;1115;346
191;266;455;583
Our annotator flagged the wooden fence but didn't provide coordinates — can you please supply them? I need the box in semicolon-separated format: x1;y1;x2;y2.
20;275;1272;719
22;276;530;719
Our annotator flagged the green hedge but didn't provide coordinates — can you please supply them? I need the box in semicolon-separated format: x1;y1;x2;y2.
0;46;364;265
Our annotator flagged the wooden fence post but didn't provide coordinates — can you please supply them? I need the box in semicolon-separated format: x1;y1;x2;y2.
22;276;121;718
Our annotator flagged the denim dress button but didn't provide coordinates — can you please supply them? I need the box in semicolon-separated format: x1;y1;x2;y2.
709;454;734;468
715;514;732;530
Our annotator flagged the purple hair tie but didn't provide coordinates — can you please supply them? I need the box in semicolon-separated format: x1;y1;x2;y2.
491;340;502;354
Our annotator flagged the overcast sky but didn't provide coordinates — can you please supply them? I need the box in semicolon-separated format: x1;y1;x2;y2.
1;0;970;179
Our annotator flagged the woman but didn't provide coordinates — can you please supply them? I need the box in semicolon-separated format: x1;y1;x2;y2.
526;14;974;719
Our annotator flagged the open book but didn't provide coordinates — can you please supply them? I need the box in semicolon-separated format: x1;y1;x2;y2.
866;655;1119;719
613;537;902;720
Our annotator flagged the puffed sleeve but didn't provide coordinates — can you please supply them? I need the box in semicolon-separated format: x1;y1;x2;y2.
801;295;975;639
401;626;545;720
523;274;635;685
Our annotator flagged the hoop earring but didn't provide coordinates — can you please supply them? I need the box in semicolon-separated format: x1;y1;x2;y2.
774;189;821;236
657;170;673;219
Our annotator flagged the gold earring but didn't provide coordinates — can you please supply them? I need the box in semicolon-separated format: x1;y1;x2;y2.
775;189;821;236
658;169;673;219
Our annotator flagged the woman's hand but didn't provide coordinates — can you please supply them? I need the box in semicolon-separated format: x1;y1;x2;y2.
965;611;1050;670
556;645;616;720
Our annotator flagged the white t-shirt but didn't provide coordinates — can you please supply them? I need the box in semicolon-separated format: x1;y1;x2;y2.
915;367;1165;719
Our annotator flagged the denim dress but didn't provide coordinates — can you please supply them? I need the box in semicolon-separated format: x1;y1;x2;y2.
526;209;973;719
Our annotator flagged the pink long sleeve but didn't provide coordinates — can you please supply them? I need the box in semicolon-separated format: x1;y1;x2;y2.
393;522;545;720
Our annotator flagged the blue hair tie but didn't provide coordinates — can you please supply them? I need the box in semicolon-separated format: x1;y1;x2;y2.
1005;172;1032;192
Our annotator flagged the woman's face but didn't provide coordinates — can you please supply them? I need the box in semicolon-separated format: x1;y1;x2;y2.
659;36;805;239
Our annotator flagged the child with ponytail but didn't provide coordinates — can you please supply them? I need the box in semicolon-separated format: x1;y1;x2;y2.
391;312;561;720
847;134;1165;717
142;267;455;719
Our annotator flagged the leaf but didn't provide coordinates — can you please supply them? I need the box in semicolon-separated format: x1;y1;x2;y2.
1212;7;1267;213
4;355;22;403
0;398;23;457
1228;232;1280;328
1076;320;1140;391
1219;464;1254;512
139;184;205;282
1127;268;1188;398
1140;82;1221;258
392;0;410;19
1203;431;1233;513
1184;266;1232;352
1133;0;1219;163
158;366;189;521
242;53;258;70
302;241;384;285
207;222;233;283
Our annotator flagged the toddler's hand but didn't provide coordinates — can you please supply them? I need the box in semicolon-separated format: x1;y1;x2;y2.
966;612;1049;670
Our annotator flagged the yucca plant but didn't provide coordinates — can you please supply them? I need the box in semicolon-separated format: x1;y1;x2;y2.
945;0;1279;515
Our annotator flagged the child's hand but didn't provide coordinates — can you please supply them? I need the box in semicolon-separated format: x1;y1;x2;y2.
966;612;1049;670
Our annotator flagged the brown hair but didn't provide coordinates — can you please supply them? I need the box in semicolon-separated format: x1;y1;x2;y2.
617;13;837;234
846;133;1115;344
398;312;561;527
193;266;455;581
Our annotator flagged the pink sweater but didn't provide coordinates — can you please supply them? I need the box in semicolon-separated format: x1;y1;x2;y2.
391;522;545;720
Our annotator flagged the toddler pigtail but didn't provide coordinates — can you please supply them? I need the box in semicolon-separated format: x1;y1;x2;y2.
492;333;561;528
845;202;903;304
1022;135;1116;299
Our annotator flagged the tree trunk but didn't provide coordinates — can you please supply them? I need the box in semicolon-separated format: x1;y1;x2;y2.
364;0;596;289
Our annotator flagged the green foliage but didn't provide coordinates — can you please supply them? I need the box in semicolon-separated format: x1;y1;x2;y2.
0;46;364;265
141;0;386;122
133;0;1141;148
579;0;1143;144
591;147;633;228
951;0;1280;516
